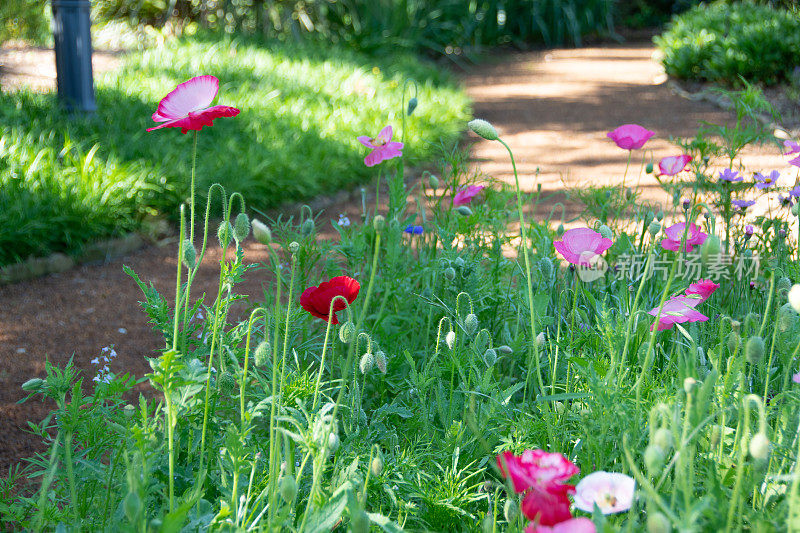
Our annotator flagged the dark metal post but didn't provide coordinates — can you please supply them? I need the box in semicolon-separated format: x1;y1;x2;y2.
51;0;96;113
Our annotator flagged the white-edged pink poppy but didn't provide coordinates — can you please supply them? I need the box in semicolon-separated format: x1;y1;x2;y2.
658;155;692;176
147;75;240;134
573;471;635;514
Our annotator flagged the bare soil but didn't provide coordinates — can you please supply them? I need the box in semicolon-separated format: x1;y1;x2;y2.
0;42;784;475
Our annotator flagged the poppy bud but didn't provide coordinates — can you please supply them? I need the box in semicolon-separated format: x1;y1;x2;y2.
234;212;251;242
21;377;44;392
726;331;740;354
653;428;673;451
444;267;456;281
254;341;271;368
646;162;654;174
407;97;418;116
468;118;499;141
700;235;720;264
731;319;741;331
683;377;697;394
656;210;664;221
217;220;234;248
481;515;494;533
453;257;466;269
648;221;661;236
778;276;792;297
277;474;297;503
539;257;554;279
646;512;671;533
644;444;665;473
445;330;456;349
483;348;497;366
535;331;546;347
749;432;769;460
373;215;386;232
682;198;691;210
793;203;800;216
252;218;272;244
301;218;315;237
375;351;388;373
370;455;384;476
327;432;340;453
218;371;236;395
778;303;798;332
288;241;300;254
556;223;565;236
339;321;355;343
123;492;142;522
429;174;440;189
359;352;375;374
456;206;473;216
599;224;613;239
780;228;787;238
182;238;197;269
497;345;513;354
643;210;655;226
464;313;479;335
745;336;765;363
789;285;800;313
503;498;518;522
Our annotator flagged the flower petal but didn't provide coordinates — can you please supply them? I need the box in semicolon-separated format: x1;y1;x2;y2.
155;75;219;121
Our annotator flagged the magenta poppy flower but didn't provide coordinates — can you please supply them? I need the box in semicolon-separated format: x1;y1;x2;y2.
357;125;404;167
520;483;575;526
754;171;779;190
453;184;486;206
526;518;596;533
573;471;636;514
718;169;742;182
649;297;709;331
497;450;579;494
658;155;692;176
660;223;707;252
553;228;613;266
607;124;655;150
685;279;720;303
147;75;240;134
732;199;756;211
784;140;800;155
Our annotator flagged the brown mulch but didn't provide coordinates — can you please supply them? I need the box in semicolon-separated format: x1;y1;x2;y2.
0;42;785;475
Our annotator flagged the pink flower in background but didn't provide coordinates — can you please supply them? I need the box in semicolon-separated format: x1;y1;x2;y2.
147;75;240;134
660;222;707;252
793;372;800;384
453;184;486;206
649;297;709;331
497;450;579;493
526;518;596;533
745;225;754;236
718;169;742;182
685;279;720;303
357;125;404;167
658;155;692;176
754;171;780;190
784;140;800;155
607;124;655;150
554;228;613;266
573;472;636;514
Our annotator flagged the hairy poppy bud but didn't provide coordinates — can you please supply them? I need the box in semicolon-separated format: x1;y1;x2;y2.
375;351;388;373
370;455;384;476
778;276;792;297
21;377;44;393
647;512;671;533
301;218;315;237
234;212;251;242
700;235;721;264
359;352;375;374
464;313;479;335
429;174;440;189
539;257;554;279
483;348;497;366
503;498;518;522
726;331;740;354
444;266;456;281
254;341;271;368
218;371;236;395
644;444;665;473
339;321;355;343
407;97;418;116
749;432;769;460
252;218;272;244
288;241;300;254
745;336;765;363
683;377;697;394
373;215;386;232
279;475;297;502
599;224;613;240
217;220;234;248
445;330;456;350
497;345;513;354
350;509;370;533
453;257;466;269
481;515;494;533
181;238;197;269
327;432;340;453
709;425;722;448
456;205;473;216
556;223;565;237
646;162;654;174
653;428;673;451
468;118;499;141
744;312;760;333
779;303;798;332
656;210;664;221
648;221;661;236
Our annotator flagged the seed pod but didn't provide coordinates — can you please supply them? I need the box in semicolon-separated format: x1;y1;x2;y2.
745;336;765;364
468;118;499;141
279;475;298;503
497;345;513;355
727;331;740;354
217;220;234;248
252;218;272;244
339;321;356;343
407;97;418;116
370;455;384;476
599;224;613;239
181;238;197;269
503;498;518;522
464;313;479;335
429;174;440;189
375;351;388;374
373;215;386;232
644;444;665;473
483;348;497;366
234;212;251;242
359;352;375;374
749;432;769;460
445;330;456;350
444;267;457;281
254;341;271;368
218;371;236;395
456;205;473;216
123;492;142;522
646;512;672;533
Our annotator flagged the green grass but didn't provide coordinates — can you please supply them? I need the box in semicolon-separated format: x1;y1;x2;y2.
0;33;470;266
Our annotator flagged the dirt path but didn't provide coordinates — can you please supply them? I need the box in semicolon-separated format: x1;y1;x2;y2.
0;43;786;474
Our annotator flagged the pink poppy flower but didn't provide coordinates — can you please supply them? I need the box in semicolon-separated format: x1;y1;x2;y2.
754;170;780;190
357;125;404;167
526;517;596;533
660;222;707;252
784;140;800;155
497;450;579;494
790;155;800;168
573;471;636;514
520;483;575;526
147;75;240;134
684;279;719;303
658;155;692;176
553;228;613;267
453;184;486;206
649;297;709;331
607;124;655;150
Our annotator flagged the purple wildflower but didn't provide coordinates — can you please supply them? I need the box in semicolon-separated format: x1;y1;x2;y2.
754;170;779;190
719;169;742;182
732;199;756;211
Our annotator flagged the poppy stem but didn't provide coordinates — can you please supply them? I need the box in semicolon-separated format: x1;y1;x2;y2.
621;150;632;191
190;131;198;244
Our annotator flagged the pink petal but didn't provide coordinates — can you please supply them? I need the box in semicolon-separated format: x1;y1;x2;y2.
790;155;800;168
376;125;394;144
526;518;596;533
148;105;240;133
554;240;580;264
357;136;376;148
154;75;219;121
573;472;635;514
364;148;382;167
607;124;655;150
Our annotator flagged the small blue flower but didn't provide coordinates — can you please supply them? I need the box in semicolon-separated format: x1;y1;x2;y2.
404;225;424;235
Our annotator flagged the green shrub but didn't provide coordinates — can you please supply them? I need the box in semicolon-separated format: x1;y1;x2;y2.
655;1;800;86
0;0;50;45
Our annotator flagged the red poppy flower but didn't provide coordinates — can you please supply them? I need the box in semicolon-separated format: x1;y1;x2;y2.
300;276;360;324
520;482;575;526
